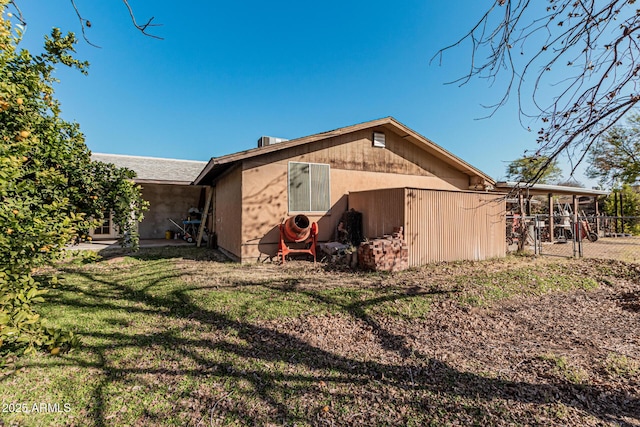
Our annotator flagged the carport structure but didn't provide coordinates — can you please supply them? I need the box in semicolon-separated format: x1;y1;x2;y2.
495;181;609;242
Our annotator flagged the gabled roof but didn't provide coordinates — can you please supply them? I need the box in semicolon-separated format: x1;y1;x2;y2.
91;153;208;185
194;117;494;186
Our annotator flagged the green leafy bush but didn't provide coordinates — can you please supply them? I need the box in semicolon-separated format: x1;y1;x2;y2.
0;1;147;356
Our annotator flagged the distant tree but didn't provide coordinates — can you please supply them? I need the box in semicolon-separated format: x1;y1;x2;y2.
434;1;640;182
604;184;640;234
0;5;147;356
555;179;585;188
506;155;562;184
587;113;640;185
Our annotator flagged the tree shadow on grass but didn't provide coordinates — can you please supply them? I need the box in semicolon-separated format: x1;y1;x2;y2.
93;246;232;263
11;263;640;426
291;284;457;358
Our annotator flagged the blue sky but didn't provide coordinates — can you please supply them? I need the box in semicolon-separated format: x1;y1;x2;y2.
13;1;595;185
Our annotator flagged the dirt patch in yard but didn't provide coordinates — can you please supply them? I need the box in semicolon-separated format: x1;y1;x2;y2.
2;251;639;426
519;236;640;263
169;255;640;426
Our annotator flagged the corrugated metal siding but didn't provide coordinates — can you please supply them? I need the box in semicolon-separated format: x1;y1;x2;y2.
349;188;506;266
405;189;505;264
348;188;405;239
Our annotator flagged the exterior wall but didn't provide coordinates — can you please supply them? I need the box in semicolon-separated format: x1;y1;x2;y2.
242;128;470;188
238;129;475;262
346;188;405;238
215;166;243;260
240;164;449;261
404;189;505;264
241;162;288;261
139;183;204;239
349;188;506;265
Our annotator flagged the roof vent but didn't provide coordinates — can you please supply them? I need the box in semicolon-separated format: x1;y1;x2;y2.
257;136;288;148
373;132;386;148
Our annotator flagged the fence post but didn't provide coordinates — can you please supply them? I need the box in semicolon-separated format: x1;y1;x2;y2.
594;196;600;237
518;194;526;252
573;195;580;258
548;193;555;243
620;191;625;234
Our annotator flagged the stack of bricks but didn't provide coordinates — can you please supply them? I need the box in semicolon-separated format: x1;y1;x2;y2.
357;227;408;272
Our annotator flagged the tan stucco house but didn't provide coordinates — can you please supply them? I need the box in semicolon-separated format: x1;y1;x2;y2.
90;153;207;240
193;117;506;263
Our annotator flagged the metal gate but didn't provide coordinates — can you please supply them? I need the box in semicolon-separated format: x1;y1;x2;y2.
506;215;639;262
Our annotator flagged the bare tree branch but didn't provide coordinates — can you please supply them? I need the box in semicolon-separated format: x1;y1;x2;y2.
434;0;640;184
8;1;26;26
70;0;101;48
122;0;163;40
7;1;163;45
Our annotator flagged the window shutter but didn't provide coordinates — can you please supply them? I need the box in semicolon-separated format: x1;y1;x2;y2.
310;164;330;211
288;163;310;212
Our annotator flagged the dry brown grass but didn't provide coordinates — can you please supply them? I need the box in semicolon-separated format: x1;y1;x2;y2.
1;249;639;426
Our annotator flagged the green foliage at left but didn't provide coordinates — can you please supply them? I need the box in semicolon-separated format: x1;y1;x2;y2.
0;2;147;357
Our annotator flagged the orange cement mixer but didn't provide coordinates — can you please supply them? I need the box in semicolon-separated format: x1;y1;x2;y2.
277;214;318;264
282;215;312;242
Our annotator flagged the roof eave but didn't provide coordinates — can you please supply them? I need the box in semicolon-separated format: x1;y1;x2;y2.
135;179;199;186
495;181;609;196
193;158;217;185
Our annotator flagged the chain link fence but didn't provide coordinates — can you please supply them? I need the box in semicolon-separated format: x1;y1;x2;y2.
506;215;640;263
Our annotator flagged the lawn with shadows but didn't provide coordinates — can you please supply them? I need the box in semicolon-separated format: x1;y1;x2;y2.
1;247;639;426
